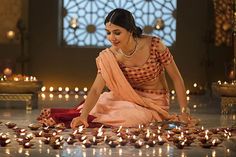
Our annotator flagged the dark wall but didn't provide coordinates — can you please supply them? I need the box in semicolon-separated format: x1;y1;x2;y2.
0;0;233;90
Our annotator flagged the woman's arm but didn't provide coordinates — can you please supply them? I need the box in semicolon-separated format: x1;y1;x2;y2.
80;73;106;117
165;60;188;111
157;40;188;113
70;73;106;129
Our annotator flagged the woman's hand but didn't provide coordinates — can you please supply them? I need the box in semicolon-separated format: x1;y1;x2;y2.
179;113;200;127
70;116;89;129
179;113;191;124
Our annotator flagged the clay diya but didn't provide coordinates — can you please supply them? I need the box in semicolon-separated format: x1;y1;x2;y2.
5;122;17;128
28;123;42;130
108;140;119;148
23;142;34;148
66;137;77;145
82;139;92;148
134;140;144;149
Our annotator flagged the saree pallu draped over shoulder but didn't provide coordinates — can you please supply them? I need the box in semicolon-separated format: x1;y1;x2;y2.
85;49;175;127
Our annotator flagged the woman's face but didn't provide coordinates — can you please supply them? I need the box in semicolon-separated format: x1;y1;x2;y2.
105;22;131;49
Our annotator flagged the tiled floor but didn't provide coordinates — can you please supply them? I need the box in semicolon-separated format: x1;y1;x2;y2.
0;92;235;157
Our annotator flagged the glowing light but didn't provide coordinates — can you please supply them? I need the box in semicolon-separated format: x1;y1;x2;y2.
41;93;46;100
171;96;175;100
193;83;197;87
6;30;15;39
41;86;46;92
58;87;63;92
58;94;62;99
49;94;54;99
187;96;190;101
171;90;175;94
212;150;216;157
75;87;79;92
49;87;54;92
186;90;190;95
65;87;70;92
83;87;88;92
65;94;69;99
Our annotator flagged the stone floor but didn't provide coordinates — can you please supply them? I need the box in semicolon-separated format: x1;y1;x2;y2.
0;92;235;157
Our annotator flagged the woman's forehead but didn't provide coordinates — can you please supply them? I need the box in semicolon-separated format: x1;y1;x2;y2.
105;22;125;31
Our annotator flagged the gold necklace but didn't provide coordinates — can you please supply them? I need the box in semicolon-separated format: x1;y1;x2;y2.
119;39;138;58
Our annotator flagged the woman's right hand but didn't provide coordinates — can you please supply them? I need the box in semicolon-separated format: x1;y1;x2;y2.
70;116;89;129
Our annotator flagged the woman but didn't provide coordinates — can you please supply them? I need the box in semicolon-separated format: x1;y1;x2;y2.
37;8;196;129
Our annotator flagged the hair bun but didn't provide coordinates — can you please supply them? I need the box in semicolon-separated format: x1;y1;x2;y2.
134;26;142;37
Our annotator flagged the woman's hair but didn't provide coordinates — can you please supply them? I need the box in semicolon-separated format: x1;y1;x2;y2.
104;8;143;38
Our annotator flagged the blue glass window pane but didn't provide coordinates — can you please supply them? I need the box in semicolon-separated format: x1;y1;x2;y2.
62;0;176;47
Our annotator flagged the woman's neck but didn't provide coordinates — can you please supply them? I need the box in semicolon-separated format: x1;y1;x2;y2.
121;37;137;55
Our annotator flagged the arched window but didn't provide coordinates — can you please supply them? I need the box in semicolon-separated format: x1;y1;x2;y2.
61;0;176;47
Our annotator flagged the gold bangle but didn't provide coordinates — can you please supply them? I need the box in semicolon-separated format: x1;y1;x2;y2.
181;107;190;114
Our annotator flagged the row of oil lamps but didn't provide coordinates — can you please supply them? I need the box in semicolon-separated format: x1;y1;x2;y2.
0;75;37;82
0;121;234;150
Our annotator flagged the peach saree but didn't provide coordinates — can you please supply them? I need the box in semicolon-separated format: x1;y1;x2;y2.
86;49;173;127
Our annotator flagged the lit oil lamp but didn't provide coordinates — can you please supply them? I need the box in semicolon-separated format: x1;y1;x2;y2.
78;135;87;142
0;134;11;147
15;128;27;135
184;138;193;146
191;127;201;134
90;136;100;145
156;129;162;136
55;123;66;131
175;141;185;149
33;131;43;137
129;135;138;143
143;129;151;141
5;122;17;129
82;139;92;148
12;126;20;132
118;137;128;146
199;129;212;137
211;138;222;147
165;130;175;141
134;140;144;149
94;125;104;139
0;138;11;147
23;142;34;148
113;126;123;134
146;139;156;147
42;126;50;133
43;137;51;144
157;136;165;145
16;138;27;145
172;126;181;134
51;139;62;149
43;131;57;138
28;123;41;131
198;134;211;144
66;137;77;145
70;130;82;139
108;140;119;148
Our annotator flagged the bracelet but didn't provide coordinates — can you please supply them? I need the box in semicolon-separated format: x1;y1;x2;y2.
181;107;190;114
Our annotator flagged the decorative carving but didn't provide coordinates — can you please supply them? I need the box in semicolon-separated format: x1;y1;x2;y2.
213;0;234;46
